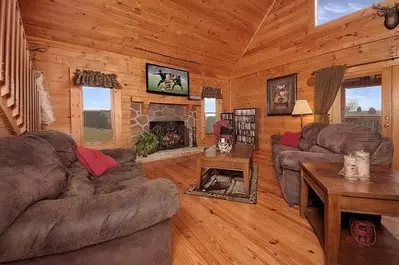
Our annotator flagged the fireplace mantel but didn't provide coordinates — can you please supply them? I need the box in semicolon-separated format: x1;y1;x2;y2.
131;95;201;114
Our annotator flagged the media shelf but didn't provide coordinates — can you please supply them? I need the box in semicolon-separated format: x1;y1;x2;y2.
220;112;234;126
234;108;258;149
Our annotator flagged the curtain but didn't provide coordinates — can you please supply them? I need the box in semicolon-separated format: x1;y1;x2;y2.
73;69;122;89
201;87;223;99
314;65;346;123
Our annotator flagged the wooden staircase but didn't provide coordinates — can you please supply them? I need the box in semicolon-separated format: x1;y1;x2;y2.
0;0;40;134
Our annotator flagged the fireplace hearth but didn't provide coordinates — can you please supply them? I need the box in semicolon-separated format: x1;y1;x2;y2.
150;121;188;150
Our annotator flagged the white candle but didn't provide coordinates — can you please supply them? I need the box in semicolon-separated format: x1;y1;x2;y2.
356;150;370;180
343;155;358;181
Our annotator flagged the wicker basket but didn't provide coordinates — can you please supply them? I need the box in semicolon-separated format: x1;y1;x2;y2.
349;217;376;247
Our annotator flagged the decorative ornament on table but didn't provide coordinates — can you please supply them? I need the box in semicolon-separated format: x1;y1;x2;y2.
340;150;371;181
213;120;233;153
218;137;232;153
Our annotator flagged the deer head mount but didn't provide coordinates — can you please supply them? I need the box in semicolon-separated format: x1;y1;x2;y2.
372;3;399;30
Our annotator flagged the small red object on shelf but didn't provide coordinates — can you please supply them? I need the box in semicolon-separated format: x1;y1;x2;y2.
213;120;230;137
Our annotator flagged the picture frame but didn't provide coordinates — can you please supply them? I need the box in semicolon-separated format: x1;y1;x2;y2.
146;63;190;97
267;73;297;116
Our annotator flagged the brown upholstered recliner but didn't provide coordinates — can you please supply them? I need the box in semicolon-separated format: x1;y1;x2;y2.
0;131;179;265
271;123;394;206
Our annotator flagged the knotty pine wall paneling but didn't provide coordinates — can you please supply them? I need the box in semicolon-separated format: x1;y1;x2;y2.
29;38;230;148
19;0;275;77
230;0;399;169
392;66;399;170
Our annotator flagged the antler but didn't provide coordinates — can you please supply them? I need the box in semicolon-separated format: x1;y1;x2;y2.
372;3;399;17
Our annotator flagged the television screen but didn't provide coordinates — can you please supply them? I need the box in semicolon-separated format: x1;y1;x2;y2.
146;63;190;97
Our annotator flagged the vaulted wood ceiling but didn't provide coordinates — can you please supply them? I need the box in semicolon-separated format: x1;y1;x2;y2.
19;0;274;76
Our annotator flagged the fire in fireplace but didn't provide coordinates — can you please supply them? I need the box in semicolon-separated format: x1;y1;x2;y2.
149;121;188;150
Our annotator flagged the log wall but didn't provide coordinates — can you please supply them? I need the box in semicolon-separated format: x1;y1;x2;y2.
230;0;399;169
29;37;230;148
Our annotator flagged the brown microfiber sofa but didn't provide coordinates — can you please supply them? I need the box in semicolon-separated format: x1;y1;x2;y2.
0;130;180;265
272;123;394;206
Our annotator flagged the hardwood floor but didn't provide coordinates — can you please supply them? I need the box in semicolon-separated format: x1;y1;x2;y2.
141;154;324;265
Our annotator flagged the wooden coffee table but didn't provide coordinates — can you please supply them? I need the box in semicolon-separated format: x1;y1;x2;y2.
197;145;254;196
300;162;399;265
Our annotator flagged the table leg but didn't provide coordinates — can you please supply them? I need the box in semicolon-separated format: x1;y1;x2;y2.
324;195;341;265
300;171;309;219
197;155;202;189
243;161;250;196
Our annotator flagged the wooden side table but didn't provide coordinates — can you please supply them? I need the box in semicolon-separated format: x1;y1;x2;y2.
197;145;253;196
300;162;399;265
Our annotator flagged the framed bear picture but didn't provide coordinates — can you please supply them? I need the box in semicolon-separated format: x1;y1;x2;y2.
267;74;297;116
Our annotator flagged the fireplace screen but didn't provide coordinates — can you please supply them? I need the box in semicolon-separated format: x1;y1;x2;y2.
150;121;187;150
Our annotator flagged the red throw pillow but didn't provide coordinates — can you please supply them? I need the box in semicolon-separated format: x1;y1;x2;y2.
76;147;119;177
278;132;301;148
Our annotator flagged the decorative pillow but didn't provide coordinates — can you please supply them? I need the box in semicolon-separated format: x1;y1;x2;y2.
76;147;119;177
278;132;301;148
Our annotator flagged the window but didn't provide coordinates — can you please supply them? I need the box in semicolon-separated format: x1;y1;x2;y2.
342;76;382;131
315;0;382;26
204;98;217;133
82;86;114;143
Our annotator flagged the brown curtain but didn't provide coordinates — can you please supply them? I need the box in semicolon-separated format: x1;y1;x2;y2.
201;87;223;99
73;69;122;89
314;65;346;123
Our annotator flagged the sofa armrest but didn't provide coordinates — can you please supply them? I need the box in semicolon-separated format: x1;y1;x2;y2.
101;148;136;164
280;151;344;172
271;134;283;146
0;179;179;263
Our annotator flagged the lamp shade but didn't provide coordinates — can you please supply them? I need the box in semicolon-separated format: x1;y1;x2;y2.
292;100;313;115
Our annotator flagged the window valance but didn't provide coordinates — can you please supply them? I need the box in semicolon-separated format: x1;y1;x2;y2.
73;69;122;89
201;87;223;99
341;75;382;89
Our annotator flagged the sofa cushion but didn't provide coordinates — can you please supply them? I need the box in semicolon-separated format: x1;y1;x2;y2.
299;123;327;151
279;151;344;172
59;162;94;199
0;135;68;235
309;145;333;154
25;130;77;167
317;124;382;155
101;148;136;164
77;147;119;177
91;162;148;194
278;132;301;148
0;179;179;263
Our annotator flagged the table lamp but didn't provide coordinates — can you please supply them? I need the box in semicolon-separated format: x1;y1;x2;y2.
292;100;313;128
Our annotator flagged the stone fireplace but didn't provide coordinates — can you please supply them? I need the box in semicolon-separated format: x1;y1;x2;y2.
131;102;196;147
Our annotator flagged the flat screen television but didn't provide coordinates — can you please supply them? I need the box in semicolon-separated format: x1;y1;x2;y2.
146;63;190;97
